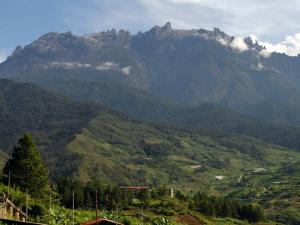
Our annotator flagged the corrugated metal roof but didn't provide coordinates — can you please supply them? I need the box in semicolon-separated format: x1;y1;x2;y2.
119;186;149;190
81;218;123;225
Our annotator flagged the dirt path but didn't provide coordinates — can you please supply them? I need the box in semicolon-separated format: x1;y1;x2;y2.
177;215;205;225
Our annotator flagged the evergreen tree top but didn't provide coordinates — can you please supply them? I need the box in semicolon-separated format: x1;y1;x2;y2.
3;134;49;195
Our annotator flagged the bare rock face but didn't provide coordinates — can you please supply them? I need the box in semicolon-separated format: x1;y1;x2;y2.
29;32;79;52
145;22;198;40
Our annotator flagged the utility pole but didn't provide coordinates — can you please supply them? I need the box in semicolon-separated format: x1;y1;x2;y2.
12;183;15;202
26;188;29;221
49;191;52;219
8;171;11;199
141;205;144;225
95;189;98;225
72;190;75;225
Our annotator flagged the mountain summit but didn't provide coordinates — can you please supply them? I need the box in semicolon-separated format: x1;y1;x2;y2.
1;23;300;112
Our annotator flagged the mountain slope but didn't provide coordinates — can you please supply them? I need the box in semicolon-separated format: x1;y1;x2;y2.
0;79;105;176
170;103;300;151
131;25;300;108
240;101;300;127
10;73;300;153
1;79;300;188
14;73;184;122
0;79;103;150
1;23;300;112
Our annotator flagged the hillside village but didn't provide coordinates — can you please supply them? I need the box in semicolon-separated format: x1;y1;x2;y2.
0;134;294;225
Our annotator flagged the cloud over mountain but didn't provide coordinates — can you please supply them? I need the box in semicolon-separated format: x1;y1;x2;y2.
230;37;249;52
259;33;300;56
248;33;300;57
0;49;8;63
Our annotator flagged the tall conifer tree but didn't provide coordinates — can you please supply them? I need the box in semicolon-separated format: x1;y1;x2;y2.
3;134;48;195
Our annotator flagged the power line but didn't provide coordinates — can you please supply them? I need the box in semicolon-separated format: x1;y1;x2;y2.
72;189;75;225
95;189;98;225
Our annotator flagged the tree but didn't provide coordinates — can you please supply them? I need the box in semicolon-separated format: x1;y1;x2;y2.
3;134;48;195
57;177;84;208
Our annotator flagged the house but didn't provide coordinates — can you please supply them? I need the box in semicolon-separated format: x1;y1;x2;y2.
0;197;26;222
81;218;123;225
252;168;267;174
215;175;225;181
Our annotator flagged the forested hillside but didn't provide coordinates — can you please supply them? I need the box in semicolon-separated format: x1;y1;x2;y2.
1;79;299;188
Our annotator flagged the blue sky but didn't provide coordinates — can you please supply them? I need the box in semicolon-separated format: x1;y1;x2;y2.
1;0;300;61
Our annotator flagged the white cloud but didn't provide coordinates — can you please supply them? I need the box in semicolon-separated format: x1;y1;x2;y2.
48;61;131;75
121;66;131;75
50;61;92;69
252;33;300;57
251;63;264;71
214;36;249;53
96;62;118;71
249;34;258;44
259;48;271;58
198;29;300;57
215;36;229;46
240;32;300;57
0;49;8;63
230;37;248;52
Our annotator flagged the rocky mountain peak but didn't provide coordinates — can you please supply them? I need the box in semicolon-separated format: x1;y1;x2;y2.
11;45;23;56
152;22;172;32
213;27;230;39
83;29;131;45
162;22;172;32
29;31;80;52
146;22;175;39
244;36;264;51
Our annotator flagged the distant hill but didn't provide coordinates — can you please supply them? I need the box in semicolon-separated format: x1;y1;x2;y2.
240;101;300;127
14;73;184;122
1;79;299;189
0;79;104;177
11;74;300;153
169;103;300;151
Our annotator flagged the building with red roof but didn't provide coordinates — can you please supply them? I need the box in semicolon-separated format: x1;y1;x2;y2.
81;218;123;225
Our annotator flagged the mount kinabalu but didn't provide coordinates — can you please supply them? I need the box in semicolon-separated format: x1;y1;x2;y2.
2;22;300;125
2;23;300;225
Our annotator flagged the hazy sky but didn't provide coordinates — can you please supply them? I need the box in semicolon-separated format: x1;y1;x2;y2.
1;0;300;61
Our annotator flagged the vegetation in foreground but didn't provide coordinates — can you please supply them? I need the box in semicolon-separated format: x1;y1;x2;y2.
0;134;279;225
0;181;271;225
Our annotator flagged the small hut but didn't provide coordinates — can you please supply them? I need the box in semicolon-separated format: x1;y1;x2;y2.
81;218;123;225
0;196;26;221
